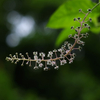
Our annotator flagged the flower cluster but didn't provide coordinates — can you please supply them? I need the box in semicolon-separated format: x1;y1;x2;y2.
6;7;94;71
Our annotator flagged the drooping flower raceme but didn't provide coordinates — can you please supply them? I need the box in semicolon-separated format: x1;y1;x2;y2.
6;2;100;71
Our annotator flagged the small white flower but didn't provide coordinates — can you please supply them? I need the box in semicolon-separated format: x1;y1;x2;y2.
66;50;70;54
79;46;82;51
49;51;53;55
36;59;41;64
33;52;38;55
69;58;73;64
34;66;39;70
67;43;72;49
51;61;56;66
47;60;52;65
39;52;45;57
60;53;64;58
39;63;43;68
60;60;67;65
34;56;38;60
26;61;29;65
47;51;53;57
13;55;16;58
58;49;61;52
74;34;79;39
53;49;57;52
44;67;49;71
58;48;63;52
71;53;76;59
61;48;65;53
54;66;59;70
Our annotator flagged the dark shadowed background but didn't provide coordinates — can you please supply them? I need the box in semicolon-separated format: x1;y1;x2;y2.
0;0;100;100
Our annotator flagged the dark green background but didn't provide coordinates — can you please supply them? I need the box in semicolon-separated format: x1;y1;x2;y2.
0;0;100;100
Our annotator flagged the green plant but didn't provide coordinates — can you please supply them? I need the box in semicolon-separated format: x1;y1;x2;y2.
6;2;100;71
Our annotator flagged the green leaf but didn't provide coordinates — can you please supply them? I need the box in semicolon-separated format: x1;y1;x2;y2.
55;28;75;47
91;27;100;34
47;0;100;46
47;0;96;29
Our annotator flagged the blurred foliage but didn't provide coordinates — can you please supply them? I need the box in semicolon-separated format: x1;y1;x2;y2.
0;0;100;100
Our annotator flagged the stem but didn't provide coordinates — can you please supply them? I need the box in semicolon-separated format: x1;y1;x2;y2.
83;2;100;23
91;2;100;11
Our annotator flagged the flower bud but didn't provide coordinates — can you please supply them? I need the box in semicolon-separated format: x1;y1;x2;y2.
54;66;59;70
88;26;90;29
89;18;92;22
77;17;81;20
87;8;92;12
71;26;74;29
77;27;81;29
64;41;68;45
79;46;82;51
68;34;72;38
79;9;82;12
74;18;77;21
84;23;88;27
